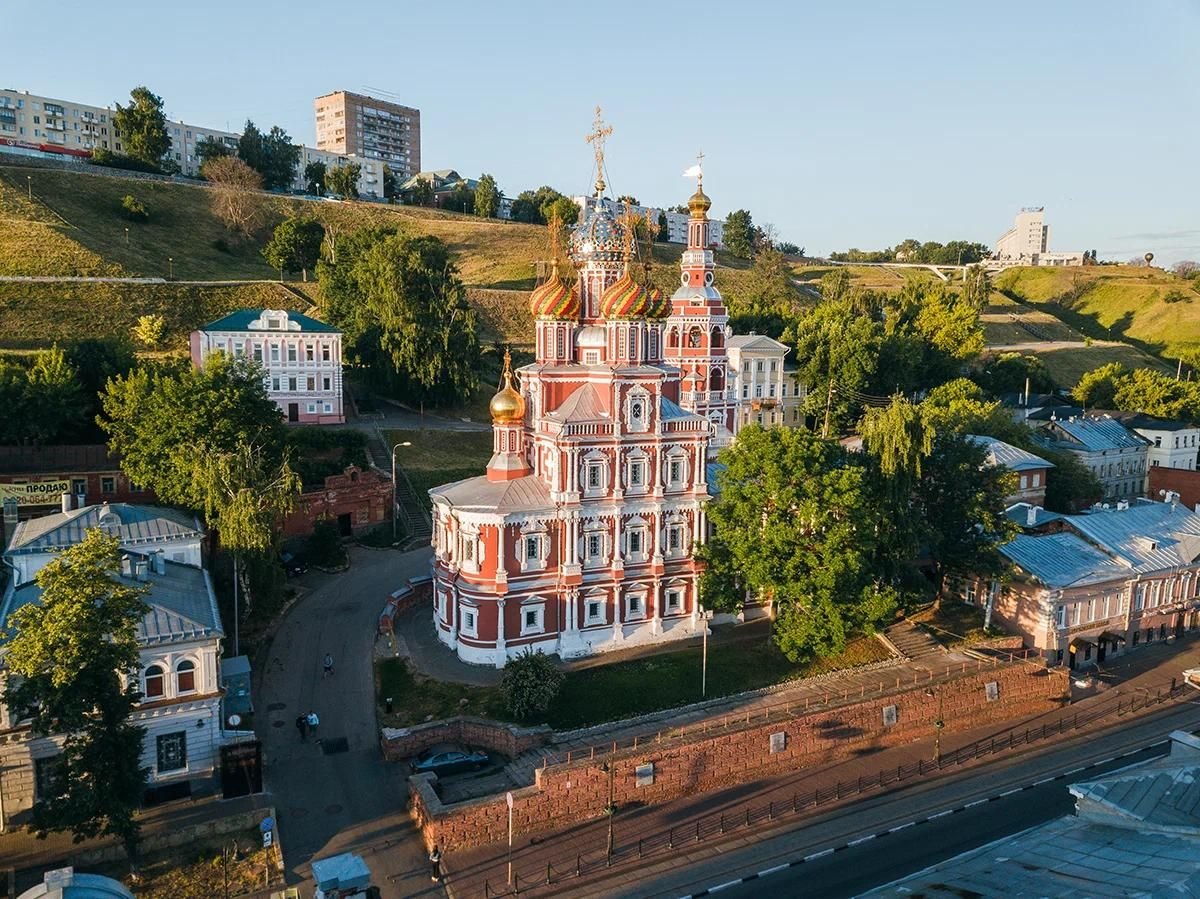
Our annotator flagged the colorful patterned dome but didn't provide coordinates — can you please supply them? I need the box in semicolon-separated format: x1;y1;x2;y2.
645;286;669;319
599;269;651;320
568;201;627;264
529;265;580;319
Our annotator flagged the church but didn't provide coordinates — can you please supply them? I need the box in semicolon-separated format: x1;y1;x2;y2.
429;117;777;667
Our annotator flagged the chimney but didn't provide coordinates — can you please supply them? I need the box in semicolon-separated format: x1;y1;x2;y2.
1023;376;1031;408
1117;500;1129;511
60;493;72;514
1026;505;1039;527
75;493;86;510
134;559;148;582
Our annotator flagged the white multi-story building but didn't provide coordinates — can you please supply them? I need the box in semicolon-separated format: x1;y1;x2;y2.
0;502;230;825
190;309;345;425
1109;413;1200;489
0;88;387;198
994;207;1084;266
572;195;725;249
727;334;805;431
1035;414;1149;501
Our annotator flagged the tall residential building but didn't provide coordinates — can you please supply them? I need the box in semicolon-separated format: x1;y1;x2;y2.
994;207;1084;266
314;91;420;181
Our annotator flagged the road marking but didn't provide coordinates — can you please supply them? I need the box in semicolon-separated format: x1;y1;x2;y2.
889;822;916;832
1064;766;1087;776
1033;777;1055;786
965;799;988;808
999;788;1023;797
848;835;876;846
706;880;743;893
928;810;953;819
805;849;834;861
758;864;790;877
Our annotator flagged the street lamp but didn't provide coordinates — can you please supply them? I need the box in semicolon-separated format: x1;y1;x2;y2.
601;760;616;865
26;175;31;200
124;226;129;247
925;686;944;765
390;441;413;541
700;606;715;698
168;257;174;279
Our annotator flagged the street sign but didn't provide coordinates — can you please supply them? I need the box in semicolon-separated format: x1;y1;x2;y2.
506;791;514;809
260;816;274;833
263;830;273;848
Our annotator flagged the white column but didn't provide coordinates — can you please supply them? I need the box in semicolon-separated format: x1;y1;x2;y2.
495;598;507;669
496;523;507;585
612;513;622;564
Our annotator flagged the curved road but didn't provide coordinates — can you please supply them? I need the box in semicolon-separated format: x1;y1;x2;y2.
254;544;440;898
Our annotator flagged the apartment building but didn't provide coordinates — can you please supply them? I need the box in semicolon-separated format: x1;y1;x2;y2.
314;91;420;182
297;144;386;199
1035;414;1148;501
994;207;1084;266
189;309;345;425
727;333;805;430
572;195;726;249
966;434;1054;507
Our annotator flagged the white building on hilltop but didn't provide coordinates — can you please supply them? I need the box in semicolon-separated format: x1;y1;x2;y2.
572;195;725;249
0;502;231;826
994;207;1084;266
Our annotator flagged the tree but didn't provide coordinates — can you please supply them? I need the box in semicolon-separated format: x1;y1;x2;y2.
99;354;287;510
120;195;148;222
975;352;1055;398
382;166;397;202
3;530;149;857
474;173;500;218
727;247;803;338
543;195;578;227
201;156;264;236
446;181;475;214
776;241;800;256
1072;362;1128;409
961;265;990;311
196;136;232;168
407;178;434;208
724;209;755;258
304;161;327;195
325;163;361;199
349;233;480;403
260;126;300;191
700;427;899;662
616;194;639;206
112;86;169;169
657;211;669;241
262;216;325;281
509;186;571;225
1173;261;1198;279
26;346;86;446
500;650;564;721
236;120;264;175
132;314;166;349
1113;368;1200;421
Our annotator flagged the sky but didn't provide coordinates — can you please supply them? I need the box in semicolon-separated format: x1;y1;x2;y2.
5;0;1199;263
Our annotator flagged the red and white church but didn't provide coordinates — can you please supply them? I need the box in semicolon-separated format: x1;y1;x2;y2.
430;132;742;666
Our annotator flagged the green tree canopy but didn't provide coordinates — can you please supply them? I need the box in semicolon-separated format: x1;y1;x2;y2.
3;530;149;855
263;216;325;281
304;161;327;194
1072;361;1127;408
325;163;361;199
196;136;232;167
500;650;564;721
112;87;169;169
25;346;87;445
236;120;264;173
724;209;755;258
260;126;300;191
474;174;500;218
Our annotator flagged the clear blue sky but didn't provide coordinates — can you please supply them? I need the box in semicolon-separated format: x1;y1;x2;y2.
7;0;1198;263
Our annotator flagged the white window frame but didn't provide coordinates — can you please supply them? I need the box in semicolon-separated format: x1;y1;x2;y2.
520;601;545;636
460;606;478;637
625;591;646;620
584;529;606;567
665;588;683;613
585;598;605;625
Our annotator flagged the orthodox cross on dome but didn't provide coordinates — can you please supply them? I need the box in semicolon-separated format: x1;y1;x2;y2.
684;150;705;187
585;105;614;197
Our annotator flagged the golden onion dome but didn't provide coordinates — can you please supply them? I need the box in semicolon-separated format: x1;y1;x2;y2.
528;263;580;319
599;269;652;320
489;350;525;424
687;183;712;219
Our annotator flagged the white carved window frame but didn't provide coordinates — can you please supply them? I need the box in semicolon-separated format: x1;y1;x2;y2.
625;447;650;495
624;586;648;621
520;596;546;636
664;585;684;614
664;447;689;489
460;601;479;637
582;519;609;568
519;521;551;573
582;450;608;498
584;591;607;626
625;387;651;434
459;526;480;574
624;515;649;563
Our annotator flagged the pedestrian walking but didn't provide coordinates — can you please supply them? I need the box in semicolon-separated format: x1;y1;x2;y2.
429;845;442;882
295;715;308;742
322;653;334;678
306;710;320;738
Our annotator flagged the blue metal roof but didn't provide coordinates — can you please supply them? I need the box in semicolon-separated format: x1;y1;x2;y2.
967;435;1054;472
1040;416;1148;452
200;308;339;334
1003;531;1130;588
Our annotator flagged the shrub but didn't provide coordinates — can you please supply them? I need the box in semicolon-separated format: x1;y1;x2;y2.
121;195;148;222
132;313;166;348
500;649;564;722
212;238;231;254
89;148;161;174
1163;289;1189;304
306;520;347;568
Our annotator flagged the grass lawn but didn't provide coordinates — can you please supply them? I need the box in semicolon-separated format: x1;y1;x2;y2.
910;600;1005;648
384;427;495;509
376;633;892;731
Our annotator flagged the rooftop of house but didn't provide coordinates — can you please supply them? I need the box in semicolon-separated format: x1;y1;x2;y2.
1001;499;1200;587
727;333;791;353
1005;502;1064;528
998;391;1072;410
429;473;553;514
0;444;124;475
1103;410;1198;432
5;502;201;555
3;557;222;646
198;308;339;334
1037;415;1149;453
967;434;1054;472
1024;404;1084;421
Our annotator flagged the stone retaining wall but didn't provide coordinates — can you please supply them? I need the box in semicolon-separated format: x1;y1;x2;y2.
382;716;550;762
410;662;1069;851
378;576;432;634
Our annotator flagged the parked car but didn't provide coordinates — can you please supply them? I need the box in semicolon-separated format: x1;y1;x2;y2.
280;551;308;578
411;748;490;776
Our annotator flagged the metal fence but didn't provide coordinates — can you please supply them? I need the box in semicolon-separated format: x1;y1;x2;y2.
479;678;1187;897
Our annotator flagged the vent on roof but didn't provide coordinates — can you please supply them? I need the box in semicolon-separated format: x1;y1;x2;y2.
1136;536;1159;553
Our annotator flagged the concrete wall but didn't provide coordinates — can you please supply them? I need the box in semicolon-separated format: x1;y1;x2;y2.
409;661;1070;851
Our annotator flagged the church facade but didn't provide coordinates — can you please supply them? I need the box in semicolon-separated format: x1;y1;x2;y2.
430;127;770;667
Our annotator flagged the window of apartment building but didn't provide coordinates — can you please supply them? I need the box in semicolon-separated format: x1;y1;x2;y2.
323;376;331;391
34;755;61;801
176;660;196;693
322;345;331;361
307;403;317;414
156;731;187;773
305;344;315;361
270;344;280;362
324;403;333;414
288;377;297;392
287;345;297;363
271;377;280;392
101;476;115;494
768;383;776;398
143;665;165;699
253;344;263;362
71;477;87;497
307;376;316;391
1135;584;1146;609
742;385;749;399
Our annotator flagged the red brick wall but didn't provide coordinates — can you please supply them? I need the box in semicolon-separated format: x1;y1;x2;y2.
379;580;433;634
411;662;1069;851
282;465;391;538
1149;467;1200;512
382;717;550;761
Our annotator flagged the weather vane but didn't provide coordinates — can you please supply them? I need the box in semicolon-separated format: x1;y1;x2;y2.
585;105;613;197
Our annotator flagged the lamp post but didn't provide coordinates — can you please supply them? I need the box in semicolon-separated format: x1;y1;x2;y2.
925;686;944;765
390;441;413;541
601;760;616;864
168;257;174;279
124;226;129;247
700;606;714;698
26;175;31;200
506;790;514;885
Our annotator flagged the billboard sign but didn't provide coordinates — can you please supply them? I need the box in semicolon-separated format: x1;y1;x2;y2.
0;481;72;506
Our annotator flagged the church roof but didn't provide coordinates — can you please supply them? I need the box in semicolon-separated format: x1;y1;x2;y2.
547;384;609;422
430;474;554;514
6;503;201;555
660;396;696;421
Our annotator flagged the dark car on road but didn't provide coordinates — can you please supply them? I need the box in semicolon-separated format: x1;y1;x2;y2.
411;748;490;776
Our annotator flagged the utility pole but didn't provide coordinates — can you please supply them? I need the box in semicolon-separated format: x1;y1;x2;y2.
821;380;835;439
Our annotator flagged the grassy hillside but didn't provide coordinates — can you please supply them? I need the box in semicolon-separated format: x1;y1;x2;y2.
996;266;1200;359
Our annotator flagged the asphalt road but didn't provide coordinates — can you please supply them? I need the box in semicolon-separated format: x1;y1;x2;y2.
615;699;1200;899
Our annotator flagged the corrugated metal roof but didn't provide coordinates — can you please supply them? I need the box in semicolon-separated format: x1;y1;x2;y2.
1003;532;1131;587
7;503;201;554
1040;416;1148;452
430;474;553;514
967;435;1054;472
200;308;339;334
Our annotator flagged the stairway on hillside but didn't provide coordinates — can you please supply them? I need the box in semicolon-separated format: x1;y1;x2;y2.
884;621;947;662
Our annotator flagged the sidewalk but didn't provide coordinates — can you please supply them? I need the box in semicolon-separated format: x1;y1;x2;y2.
442;634;1200;898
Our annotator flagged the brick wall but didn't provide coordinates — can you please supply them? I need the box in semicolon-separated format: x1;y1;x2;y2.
411;662;1069;851
382;716;549;762
378;578;432;634
1149;467;1200;512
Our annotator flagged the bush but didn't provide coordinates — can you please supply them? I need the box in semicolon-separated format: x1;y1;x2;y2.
1163;289;1189;304
121;194;148;222
500;649;564;722
306;520;347;568
212;237;231;254
89;148;161;174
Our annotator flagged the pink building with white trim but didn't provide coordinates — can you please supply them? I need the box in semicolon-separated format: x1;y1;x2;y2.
189;309;345;425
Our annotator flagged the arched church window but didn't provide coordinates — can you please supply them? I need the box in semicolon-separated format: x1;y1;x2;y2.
688;327;703;349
